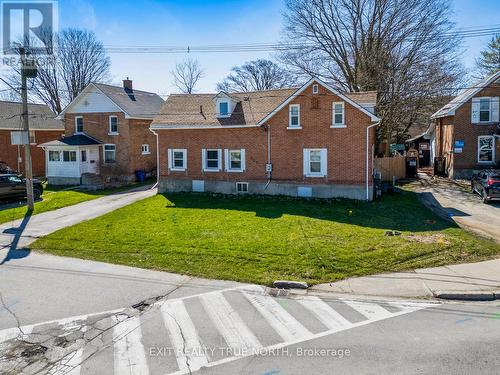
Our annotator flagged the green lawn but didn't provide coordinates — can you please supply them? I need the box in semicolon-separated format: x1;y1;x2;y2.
32;191;500;286
0;182;151;225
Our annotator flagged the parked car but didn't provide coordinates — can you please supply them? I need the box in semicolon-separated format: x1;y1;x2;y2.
0;174;43;201
471;169;500;203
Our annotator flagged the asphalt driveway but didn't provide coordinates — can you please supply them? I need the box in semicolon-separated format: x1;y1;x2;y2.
413;174;500;243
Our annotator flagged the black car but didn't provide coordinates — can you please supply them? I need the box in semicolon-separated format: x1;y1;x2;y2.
471;169;500;203
0;174;44;201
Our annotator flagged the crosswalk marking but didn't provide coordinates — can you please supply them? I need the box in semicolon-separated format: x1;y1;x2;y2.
160;299;209;374
200;292;262;352
242;287;312;342
296;296;353;331
113;316;150;375
341;299;393;320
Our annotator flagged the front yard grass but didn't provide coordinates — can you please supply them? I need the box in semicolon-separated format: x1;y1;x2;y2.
33;191;500;286
0;182;151;225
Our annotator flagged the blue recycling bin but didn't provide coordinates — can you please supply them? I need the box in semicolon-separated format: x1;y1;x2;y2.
135;170;146;182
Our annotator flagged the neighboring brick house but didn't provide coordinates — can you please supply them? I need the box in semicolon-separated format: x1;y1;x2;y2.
150;78;379;200
0;101;64;176
39;79;164;185
431;71;500;178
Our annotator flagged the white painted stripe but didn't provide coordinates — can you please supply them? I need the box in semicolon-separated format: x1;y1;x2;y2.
200;292;262;352
242;288;312;342
296;296;353;331
341;300;392;320
48;347;84;375
113;316;150;375
161;299;209;373
388;301;437;312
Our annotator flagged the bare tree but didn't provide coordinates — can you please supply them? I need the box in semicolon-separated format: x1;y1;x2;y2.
475;34;500;79
171;59;204;94
216;59;297;92
280;0;465;144
7;28;110;113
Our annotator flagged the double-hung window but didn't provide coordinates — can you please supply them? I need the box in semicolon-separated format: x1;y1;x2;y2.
63;150;77;162
141;144;150;155
225;149;246;172
203;149;221;171
104;144;116;163
75;116;83;133
332;102;345;127
288;104;301;128
48;150;60;162
303;148;327;177
109;116;118;134
472;97;499;123
478;136;495;163
168;149;187;171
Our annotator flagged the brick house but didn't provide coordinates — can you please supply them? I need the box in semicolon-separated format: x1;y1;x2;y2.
431;71;500;178
150;78;379;200
0;101;64;176
39;79;164;185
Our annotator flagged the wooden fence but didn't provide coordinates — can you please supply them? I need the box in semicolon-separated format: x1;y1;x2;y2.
374;156;406;182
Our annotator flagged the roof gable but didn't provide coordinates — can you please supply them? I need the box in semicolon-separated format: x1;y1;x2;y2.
257;78;380;125
432;71;500;119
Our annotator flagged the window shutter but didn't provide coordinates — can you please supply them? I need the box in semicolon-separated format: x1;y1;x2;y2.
471;98;480;123
224;149;229;171
183;150;187;170
201;149;206;171
321;149;328;176
218;149;223;171
492;97;499;122
167;148;172;170
241;149;246;171
303;149;309;176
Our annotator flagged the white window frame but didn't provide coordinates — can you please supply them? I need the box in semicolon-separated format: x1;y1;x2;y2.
108;115;118;135
236;182;249;193
202;148;222;172
312;84;319;94
225;149;246;172
62;150;77;162
29;130;36;144
331;102;346;128
288;104;301;129
168;148;187;171
75;116;83;134
141;144;150;155
477;135;495;164
218;101;230;118
103;144;116;164
48;150;60;162
303;148;327;177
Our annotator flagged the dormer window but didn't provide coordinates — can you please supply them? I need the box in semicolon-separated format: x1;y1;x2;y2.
312;84;319;94
219;101;229;117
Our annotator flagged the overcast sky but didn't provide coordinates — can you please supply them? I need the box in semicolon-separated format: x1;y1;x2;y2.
3;0;500;96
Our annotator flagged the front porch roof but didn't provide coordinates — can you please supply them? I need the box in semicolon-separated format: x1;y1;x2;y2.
38;133;102;148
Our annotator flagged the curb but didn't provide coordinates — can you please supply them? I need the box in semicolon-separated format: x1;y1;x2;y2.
434;291;500;301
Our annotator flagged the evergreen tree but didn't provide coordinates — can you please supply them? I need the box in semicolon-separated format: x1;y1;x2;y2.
476;35;500;78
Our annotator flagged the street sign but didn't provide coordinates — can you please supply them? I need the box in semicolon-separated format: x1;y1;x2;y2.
454;140;464;148
10;131;29;145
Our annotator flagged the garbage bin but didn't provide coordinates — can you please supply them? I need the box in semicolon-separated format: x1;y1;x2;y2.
135;170;146;182
406;156;418;178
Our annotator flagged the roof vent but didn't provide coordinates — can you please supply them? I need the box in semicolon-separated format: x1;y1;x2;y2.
243;95;250;101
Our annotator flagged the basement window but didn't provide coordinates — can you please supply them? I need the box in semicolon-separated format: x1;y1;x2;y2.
236;182;249;193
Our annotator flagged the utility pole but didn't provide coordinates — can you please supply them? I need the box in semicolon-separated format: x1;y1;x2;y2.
19;47;34;210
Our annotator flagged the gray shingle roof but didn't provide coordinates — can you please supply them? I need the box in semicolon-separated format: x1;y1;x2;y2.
0;101;63;130
92;83;164;119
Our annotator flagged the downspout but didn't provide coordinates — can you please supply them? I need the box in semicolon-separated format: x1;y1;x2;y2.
265;124;272;189
150;128;159;190
366;121;380;201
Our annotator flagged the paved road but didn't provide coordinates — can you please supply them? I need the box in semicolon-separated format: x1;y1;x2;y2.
414;175;500;242
1;285;499;375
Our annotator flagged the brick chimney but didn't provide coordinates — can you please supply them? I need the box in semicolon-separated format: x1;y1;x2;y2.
123;77;132;90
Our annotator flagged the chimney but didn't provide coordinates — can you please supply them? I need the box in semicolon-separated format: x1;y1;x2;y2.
123;77;132;90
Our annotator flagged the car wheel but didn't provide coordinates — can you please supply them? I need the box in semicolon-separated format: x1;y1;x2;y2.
482;189;489;204
33;189;41;201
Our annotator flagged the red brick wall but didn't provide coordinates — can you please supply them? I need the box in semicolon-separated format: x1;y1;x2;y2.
129;119;156;174
451;82;500;171
0;129;64;177
157;82;376;186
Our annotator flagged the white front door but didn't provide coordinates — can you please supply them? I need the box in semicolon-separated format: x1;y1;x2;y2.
81;148;99;174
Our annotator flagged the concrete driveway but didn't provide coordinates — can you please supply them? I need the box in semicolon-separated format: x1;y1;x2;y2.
413;174;500;242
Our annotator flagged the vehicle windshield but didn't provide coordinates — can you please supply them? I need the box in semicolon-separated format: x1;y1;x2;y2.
7;176;22;183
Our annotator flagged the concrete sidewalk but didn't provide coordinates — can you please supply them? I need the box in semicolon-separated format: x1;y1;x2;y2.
312;258;500;300
0;184;156;251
